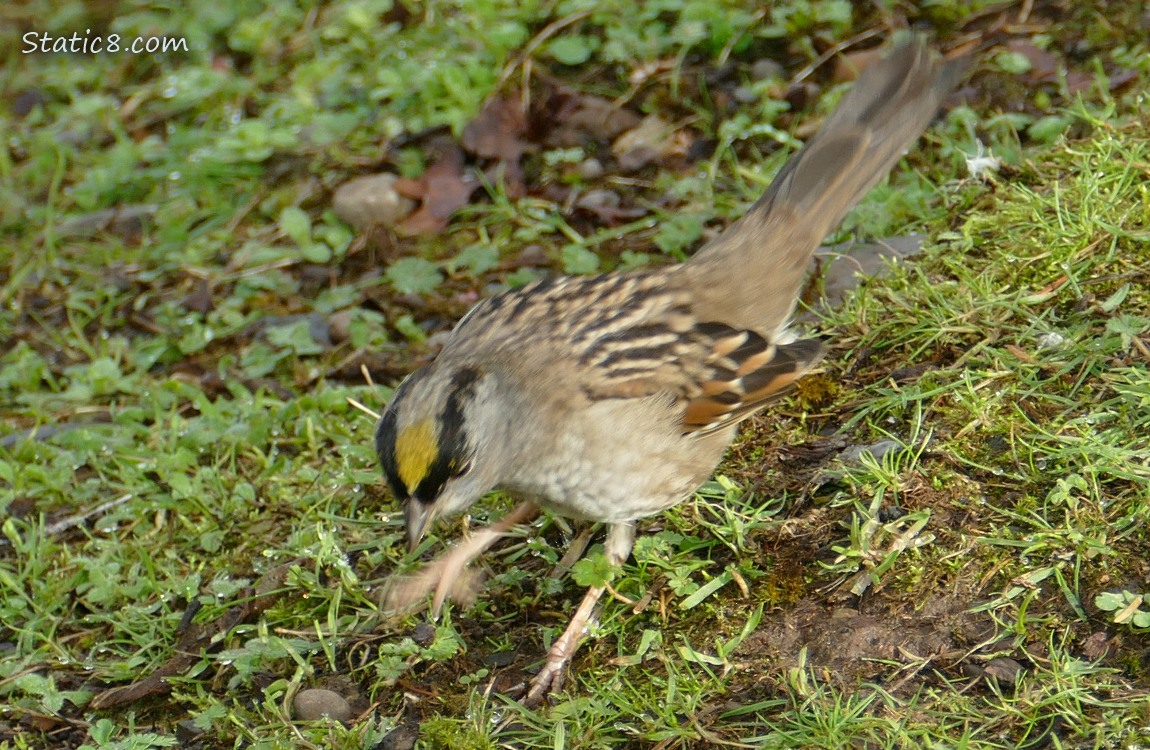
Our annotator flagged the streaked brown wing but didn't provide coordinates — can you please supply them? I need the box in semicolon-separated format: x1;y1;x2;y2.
682;325;823;435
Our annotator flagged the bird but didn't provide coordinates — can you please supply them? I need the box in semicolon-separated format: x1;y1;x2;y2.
374;35;964;706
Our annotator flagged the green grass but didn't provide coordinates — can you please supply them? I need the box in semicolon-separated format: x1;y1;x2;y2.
3;1;1150;748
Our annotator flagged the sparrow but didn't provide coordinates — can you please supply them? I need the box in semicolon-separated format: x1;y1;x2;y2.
374;35;964;705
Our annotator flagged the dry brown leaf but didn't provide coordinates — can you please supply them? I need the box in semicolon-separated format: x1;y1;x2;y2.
462;95;531;162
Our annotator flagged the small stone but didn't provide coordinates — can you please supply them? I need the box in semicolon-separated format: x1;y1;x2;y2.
379;723;420;750
876;505;906;523
983;657;1024;685
181;280;215;315
577;158;604;180
13;88;50;117
751;58;784;81
483;650;517;668
733;86;759;104
411;621;436;645
784;81;820;113
327;310;354;344
293;688;352;722
332;173;415;230
1081;631;1111;660
961;662;985;679
575;189;621;211
515;244;548;267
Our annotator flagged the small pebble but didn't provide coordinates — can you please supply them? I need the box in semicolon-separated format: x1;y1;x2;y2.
327;310;354;344
751;58;784;81
56;204;156;240
516;244;548;267
293;688;352;722
577;158;604;180
379;723;420;750
332;173;415;230
733;86;759;104
483;650;517;668
576;189;621;211
1081;631;1111;660
983;657;1024;685
961;662;985;679
411;621;436;645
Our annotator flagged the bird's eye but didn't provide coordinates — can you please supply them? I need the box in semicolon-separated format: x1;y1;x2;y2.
453;461;472;477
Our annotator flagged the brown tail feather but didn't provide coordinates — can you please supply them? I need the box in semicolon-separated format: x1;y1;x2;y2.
686;36;966;337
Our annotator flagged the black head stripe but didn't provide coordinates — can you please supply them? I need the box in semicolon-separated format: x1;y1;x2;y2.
376;376;416;501
411;367;482;503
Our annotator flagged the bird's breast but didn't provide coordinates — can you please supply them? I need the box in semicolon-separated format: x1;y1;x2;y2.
501;395;734;522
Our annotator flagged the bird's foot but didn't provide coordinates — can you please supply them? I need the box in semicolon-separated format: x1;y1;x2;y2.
523;654;569;707
521;583;606;707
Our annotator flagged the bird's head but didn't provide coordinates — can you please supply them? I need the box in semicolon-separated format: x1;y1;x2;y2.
375;363;511;551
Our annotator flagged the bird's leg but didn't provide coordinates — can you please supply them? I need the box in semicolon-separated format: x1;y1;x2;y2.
382;501;540;616
523;582;605;706
523;521;635;706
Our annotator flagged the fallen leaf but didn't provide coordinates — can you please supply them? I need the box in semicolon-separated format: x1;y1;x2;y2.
462;95;531;162
541;89;643;148
395;141;478;235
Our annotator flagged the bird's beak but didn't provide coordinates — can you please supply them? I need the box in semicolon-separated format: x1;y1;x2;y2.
404;500;436;552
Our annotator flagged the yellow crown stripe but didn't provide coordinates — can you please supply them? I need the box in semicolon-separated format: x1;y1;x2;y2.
394;420;438;494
